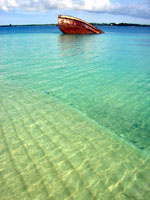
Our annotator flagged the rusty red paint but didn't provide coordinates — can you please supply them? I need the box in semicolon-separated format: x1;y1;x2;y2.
58;15;104;34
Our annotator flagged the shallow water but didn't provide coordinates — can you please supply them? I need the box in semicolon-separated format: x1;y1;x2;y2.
0;26;150;199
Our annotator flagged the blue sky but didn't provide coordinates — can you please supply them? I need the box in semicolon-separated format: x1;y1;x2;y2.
0;0;150;25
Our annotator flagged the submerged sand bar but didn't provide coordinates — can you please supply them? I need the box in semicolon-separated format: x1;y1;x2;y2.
0;80;150;199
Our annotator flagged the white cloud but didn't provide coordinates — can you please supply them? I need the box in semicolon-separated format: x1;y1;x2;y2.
80;0;118;11
0;0;120;11
0;0;150;19
40;0;119;11
0;0;18;11
0;0;8;11
7;0;18;7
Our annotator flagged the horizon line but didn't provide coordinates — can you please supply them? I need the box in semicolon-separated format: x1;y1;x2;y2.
0;22;150;27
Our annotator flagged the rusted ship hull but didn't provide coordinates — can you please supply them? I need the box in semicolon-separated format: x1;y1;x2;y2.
58;15;104;34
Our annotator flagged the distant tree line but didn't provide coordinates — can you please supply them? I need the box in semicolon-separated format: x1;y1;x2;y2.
0;23;150;27
91;22;150;27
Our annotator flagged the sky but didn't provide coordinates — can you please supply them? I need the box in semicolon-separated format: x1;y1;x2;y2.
0;0;150;25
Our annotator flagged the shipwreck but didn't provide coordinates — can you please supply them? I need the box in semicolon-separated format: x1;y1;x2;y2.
58;15;104;34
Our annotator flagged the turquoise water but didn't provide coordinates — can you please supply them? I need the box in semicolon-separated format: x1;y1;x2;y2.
0;26;150;199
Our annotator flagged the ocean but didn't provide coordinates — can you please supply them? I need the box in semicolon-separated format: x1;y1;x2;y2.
0;25;150;199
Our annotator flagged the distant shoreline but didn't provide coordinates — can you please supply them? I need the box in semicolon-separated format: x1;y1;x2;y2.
0;23;150;27
0;24;58;27
91;23;150;27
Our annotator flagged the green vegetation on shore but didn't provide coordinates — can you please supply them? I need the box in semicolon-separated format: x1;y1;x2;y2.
0;24;58;27
0;22;150;27
91;22;150;27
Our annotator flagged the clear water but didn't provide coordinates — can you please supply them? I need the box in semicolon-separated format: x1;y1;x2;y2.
0;26;150;199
